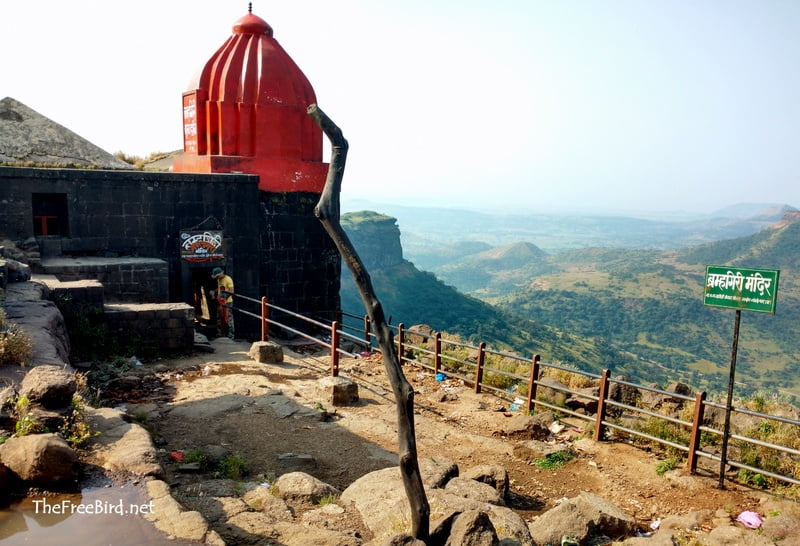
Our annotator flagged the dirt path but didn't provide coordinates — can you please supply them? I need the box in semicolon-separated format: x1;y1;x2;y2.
112;338;777;535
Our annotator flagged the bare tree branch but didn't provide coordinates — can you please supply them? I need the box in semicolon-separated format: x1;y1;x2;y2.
308;103;430;541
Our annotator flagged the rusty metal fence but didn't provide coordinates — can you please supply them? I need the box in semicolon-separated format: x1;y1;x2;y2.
233;297;800;489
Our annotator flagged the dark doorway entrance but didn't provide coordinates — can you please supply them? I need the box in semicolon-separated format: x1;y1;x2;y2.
32;193;68;236
191;267;217;324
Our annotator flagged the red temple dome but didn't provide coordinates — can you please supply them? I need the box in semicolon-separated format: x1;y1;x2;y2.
173;7;327;193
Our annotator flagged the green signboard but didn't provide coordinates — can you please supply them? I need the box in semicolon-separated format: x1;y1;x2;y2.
704;265;779;314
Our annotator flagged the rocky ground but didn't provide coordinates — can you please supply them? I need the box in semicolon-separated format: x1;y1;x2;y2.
84;337;799;545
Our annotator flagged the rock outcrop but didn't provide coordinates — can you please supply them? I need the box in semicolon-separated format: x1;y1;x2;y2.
341;211;404;270
0;433;77;485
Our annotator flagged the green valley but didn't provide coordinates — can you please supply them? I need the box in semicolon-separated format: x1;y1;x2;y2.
340;209;800;402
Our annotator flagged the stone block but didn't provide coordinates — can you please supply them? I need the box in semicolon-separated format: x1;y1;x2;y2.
248;341;284;363
316;376;359;406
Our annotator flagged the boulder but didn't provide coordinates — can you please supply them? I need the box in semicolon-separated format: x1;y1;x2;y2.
445;510;498;546
512;440;570;463
537;378;569;406
527;491;636;545
444;477;505;506
500;413;551;440
242;486;294;520
18;365;77;409
406;324;435;348
316;376;359;406
343;468;532;545
274;471;340;504
84;407;162;477
248;341;284;363
145;479;217;543
608;375;640;412
461;464;509;499
419;456;459;489
0;433;77;485
201;444;232;467
381;534;427;546
5;258;31;283
272;521;362;546
566;386;600;414
760;513;800;542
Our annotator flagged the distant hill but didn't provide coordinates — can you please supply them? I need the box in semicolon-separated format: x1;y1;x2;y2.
498;212;800;399
436;241;556;299
709;203;793;220
341;199;799;257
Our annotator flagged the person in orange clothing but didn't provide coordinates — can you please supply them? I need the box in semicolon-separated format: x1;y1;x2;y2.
211;267;234;339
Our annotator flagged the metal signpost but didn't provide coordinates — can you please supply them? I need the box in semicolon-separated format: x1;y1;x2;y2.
703;265;780;488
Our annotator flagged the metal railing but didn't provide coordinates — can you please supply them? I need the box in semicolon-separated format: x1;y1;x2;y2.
229;298;800;488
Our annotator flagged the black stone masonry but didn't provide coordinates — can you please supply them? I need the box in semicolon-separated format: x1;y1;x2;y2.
0;166;341;338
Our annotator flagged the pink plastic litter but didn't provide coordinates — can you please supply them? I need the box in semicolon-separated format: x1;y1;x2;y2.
736;510;763;529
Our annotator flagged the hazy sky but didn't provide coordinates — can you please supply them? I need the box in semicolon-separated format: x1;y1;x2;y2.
3;1;799;215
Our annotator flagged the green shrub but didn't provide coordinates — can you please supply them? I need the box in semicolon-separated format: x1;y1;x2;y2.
219;453;247;480
534;450;573;470
633;417;689;458
12;395;46;436
655;456;680;475
0;309;33;365
183;448;208;471
318;494;338;506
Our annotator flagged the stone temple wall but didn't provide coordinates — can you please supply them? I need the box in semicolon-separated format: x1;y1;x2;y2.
0;167;341;339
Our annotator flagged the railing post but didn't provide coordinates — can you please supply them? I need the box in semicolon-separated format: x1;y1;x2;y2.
526;354;541;414
434;333;442;374
397;323;405;365
260;296;269;341
330;321;340;377
687;391;707;474
594;369;611;441
474;342;486;394
363;314;371;346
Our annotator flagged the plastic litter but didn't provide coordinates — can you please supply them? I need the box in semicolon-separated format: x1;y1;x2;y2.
435;373;447;382
650;519;661;530
170;451;185;462
736;510;763;529
549;422;566;434
509;404;519;411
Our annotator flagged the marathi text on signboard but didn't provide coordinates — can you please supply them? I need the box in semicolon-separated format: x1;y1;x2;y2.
180;230;223;262
703;265;779;314
182;92;198;154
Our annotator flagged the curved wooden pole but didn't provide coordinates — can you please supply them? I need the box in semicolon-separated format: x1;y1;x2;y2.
307;104;430;541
